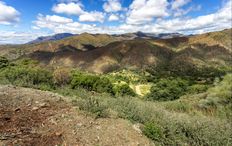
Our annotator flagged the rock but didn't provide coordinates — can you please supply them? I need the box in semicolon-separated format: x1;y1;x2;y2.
50;119;58;125
76;123;83;127
39;102;49;108
55;132;62;137
14;108;21;112
32;107;39;111
133;124;142;134
96;126;101;130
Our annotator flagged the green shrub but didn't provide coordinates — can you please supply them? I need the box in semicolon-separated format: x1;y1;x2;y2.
53;68;71;86
0;56;9;69
198;74;232;119
74;96;109;118
113;84;136;97
143;122;163;141
164;101;192;113
199;74;232;107
93;77;113;93
15;58;39;66
187;84;209;94
115;98;232;145
71;71;113;94
147;78;189;101
71;71;99;90
114;97;152;123
208;74;232;103
0;65;54;90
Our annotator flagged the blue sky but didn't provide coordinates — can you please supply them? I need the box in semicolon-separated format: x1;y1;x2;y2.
0;0;231;44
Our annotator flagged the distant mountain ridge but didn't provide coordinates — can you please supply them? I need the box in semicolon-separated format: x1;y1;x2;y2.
113;31;184;40
28;33;74;44
28;32;184;44
133;31;184;39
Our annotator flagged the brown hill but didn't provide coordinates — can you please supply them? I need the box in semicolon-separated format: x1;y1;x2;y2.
29;40;173;73
0;33;122;59
151;29;232;52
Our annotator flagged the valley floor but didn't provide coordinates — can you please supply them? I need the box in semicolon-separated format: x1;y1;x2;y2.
0;85;153;146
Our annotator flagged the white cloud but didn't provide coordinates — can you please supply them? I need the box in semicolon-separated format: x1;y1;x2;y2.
33;14;101;34
0;31;49;44
171;0;199;17
33;14;75;32
108;0;232;34
0;1;20;25
35;14;73;26
103;0;122;12
31;26;40;30
52;2;84;15
108;14;119;21
79;11;105;23
30;0;231;38
171;0;191;10
150;0;232;34
126;0;169;25
174;5;201;17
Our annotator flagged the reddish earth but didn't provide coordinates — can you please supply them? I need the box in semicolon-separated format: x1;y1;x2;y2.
0;85;154;146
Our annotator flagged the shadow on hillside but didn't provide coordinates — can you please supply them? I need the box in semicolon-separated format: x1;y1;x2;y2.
82;44;97;51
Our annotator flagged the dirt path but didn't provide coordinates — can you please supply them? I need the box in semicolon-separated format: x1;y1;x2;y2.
0;85;154;146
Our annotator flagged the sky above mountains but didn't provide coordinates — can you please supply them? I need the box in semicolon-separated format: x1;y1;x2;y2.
0;0;231;44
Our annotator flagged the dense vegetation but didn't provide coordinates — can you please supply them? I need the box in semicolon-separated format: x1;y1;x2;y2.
0;57;231;145
0;58;54;90
0;57;136;97
147;78;189;101
71;71;113;94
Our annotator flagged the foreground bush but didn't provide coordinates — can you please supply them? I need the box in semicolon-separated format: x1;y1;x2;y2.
0;65;54;90
143;122;163;141
73;96;109;118
118;98;231;145
198;74;232;119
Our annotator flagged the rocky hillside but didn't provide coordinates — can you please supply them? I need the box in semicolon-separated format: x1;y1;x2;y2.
0;85;153;146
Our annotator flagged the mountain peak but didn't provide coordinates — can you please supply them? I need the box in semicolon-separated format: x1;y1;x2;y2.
28;33;74;44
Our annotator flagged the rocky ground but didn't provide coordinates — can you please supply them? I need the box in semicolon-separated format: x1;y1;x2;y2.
0;85;154;146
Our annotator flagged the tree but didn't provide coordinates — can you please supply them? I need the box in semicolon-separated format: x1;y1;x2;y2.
0;57;9;69
147;78;188;101
113;84;136;96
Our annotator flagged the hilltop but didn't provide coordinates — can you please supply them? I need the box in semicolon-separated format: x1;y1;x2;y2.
28;33;74;44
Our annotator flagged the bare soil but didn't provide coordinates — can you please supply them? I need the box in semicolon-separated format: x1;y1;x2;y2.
0;85;154;146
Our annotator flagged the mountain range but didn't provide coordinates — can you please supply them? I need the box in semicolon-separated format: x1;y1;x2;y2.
28;33;74;44
0;28;231;73
28;32;184;44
